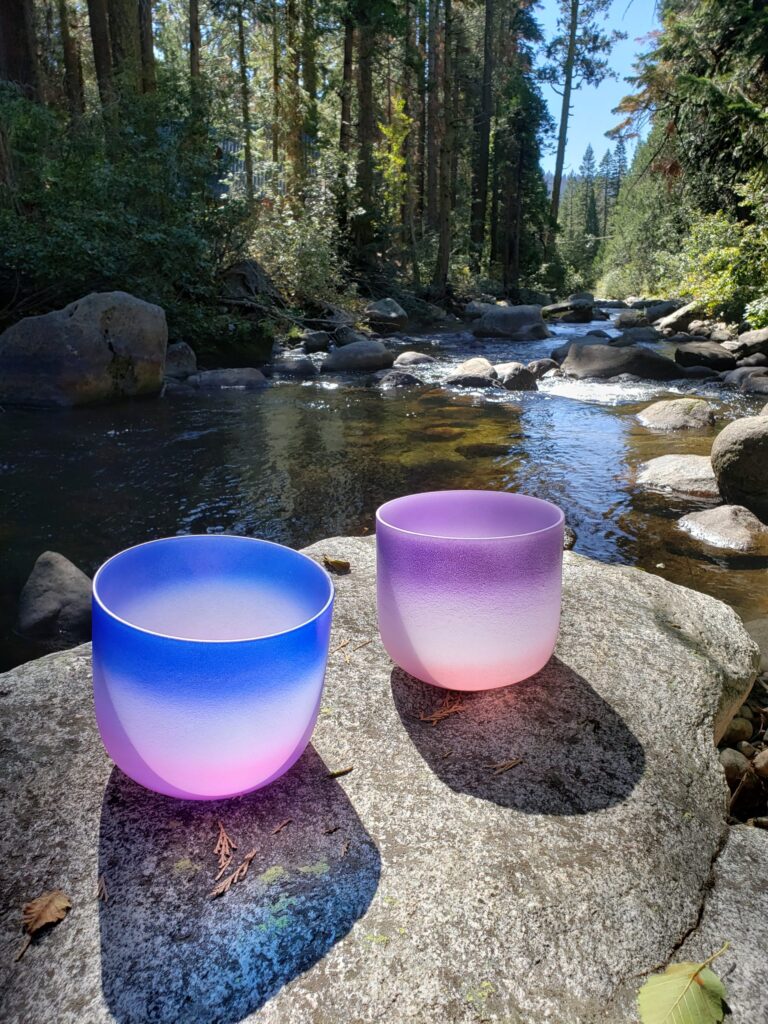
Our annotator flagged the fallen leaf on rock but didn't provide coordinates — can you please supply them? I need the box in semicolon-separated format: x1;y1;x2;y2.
419;696;465;726
487;757;523;775
637;943;729;1024
209;850;257;899
323;555;351;575
327;766;354;779
16;890;72;960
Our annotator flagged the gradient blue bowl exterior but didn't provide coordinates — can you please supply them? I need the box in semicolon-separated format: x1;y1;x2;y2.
91;536;334;800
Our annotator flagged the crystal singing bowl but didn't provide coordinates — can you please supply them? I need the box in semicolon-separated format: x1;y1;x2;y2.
92;535;334;799
376;490;564;691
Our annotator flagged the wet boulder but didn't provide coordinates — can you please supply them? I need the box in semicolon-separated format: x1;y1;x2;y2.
301;330;332;354
561;344;681;381
16;551;91;648
613;308;648;329
444;356;501;388
637;455;720;498
723;328;768;360
655;301;706;335
675;341;736;371
644;300;683;323
542;299;593;323
377;370;424;390
678;505;768;553
526;358;558;379
472;305;551;341
322;339;394;372
0;291;167;407
165;341;197;380
393;350;436;367
269;353;318;378
711;416;768;521
493;362;538;391
637;398;716;430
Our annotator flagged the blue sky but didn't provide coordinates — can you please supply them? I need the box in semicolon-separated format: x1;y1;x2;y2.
537;0;660;174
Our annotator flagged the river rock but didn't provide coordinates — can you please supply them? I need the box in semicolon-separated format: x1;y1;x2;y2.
585;328;611;338
568;291;594;303
613;326;661;343
551;336;633;363
682;365;719;380
0;291;167;407
678;505;768;552
744;620;768;673
726;327;768;359
637;455;720;498
741;374;768;395
675;342;736;371
333;326;371;347
561;344;681;381
526;358;558;379
762;403;768;416
164;341;197;380
710;416;768;520
721;366;768;387
738;352;768;367
0;534;762;1024
269;353;318;378
494;361;538;391
719;747;751;786
644;300;682;323
322;339;394;372
472;304;551;340
637;398;716;430
16;551;91;647
188;368;268;389
614;308;648;328
301;330;332;353
393;350;436;366
542;299;593;323
594;298;628;309
377;370;424;389
656;301;705;335
444;356;501;389
721;717;754;746
364;298;408;332
464;300;499;319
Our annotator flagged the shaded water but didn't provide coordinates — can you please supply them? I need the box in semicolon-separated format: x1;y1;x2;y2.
1;319;766;669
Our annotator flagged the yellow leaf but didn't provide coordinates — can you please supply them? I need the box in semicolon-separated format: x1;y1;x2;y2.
637;944;729;1024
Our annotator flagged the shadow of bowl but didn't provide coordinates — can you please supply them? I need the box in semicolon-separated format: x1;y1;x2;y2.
391;656;645;815
98;746;380;1024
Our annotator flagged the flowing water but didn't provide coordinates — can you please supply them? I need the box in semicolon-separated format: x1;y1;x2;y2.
1;317;766;669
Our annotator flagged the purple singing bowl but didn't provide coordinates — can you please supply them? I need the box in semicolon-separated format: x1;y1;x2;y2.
376;490;565;691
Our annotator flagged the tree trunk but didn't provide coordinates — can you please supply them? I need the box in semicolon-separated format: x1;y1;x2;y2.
489;99;501;266
425;0;440;231
107;0;141;96
87;0;114;108
549;0;579;227
0;0;41;99
235;3;254;202
301;0;318;154
432;0;452;292
285;0;304;188
339;16;354;155
449;19;461;210
416;0;426;232
403;0;420;285
138;0;156;93
189;0;201;79
57;0;85;118
469;0;493;263
354;16;376;254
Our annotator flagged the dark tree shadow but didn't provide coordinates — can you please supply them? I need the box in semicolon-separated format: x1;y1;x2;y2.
99;746;380;1024
391;657;645;815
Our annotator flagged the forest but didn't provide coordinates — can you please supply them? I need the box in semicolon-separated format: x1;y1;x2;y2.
0;0;767;353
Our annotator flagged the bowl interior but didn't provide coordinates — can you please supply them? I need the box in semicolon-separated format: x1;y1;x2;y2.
377;490;563;540
94;536;332;642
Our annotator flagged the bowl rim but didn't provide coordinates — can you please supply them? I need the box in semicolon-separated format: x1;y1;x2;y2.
92;534;334;644
376;489;565;541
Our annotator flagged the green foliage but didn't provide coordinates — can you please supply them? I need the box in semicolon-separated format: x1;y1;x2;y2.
0;81;253;346
636;945;729;1024
745;295;768;330
375;96;412;227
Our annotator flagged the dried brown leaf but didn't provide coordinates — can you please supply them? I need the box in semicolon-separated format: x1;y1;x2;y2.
96;875;108;904
418;696;466;726
327;766;354;779
323;555;351;575
486;757;523;775
271;818;292;835
16;890;71;960
209;849;257;899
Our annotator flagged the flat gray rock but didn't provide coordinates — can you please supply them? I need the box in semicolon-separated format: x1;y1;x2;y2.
0;537;762;1023
637;398;716;431
678;504;768;552
637;454;720;498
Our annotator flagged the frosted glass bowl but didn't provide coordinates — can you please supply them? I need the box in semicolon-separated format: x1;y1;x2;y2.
92;535;334;799
377;490;564;691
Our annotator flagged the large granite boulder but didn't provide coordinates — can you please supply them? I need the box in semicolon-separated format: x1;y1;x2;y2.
542;299;593;323
164;342;197;380
322;340;394;372
0;536;762;1024
493;361;538;391
561;344;681;381
363;298;408;332
742;374;768;396
637;454;720;498
723;327;768;360
656;301;705;335
614;308;648;329
675;341;736;371
551;336;634;363
15;551;91;648
710;416;768;520
0;291;167;407
472;305;551;341
644;300;682;323
678;505;768;552
637;398;716;430
444;356;501;389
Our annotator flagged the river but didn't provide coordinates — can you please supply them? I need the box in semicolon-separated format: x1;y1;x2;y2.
1;316;766;669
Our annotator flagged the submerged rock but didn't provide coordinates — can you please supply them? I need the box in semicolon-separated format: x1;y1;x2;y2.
0;291;167;407
322;340;394;372
188;368;268;388
637;454;720;498
472;304;551;341
637;398;716;430
678;505;768;552
711;416;768;520
16;551;91;647
377;370;424;389
0;535;761;1024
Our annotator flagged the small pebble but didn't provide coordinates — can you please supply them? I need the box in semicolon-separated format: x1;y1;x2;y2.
722;716;754;745
738;704;754;721
753;749;768;778
736;741;757;758
719;747;751;787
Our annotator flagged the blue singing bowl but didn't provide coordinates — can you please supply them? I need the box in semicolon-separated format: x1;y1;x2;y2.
92;535;334;800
